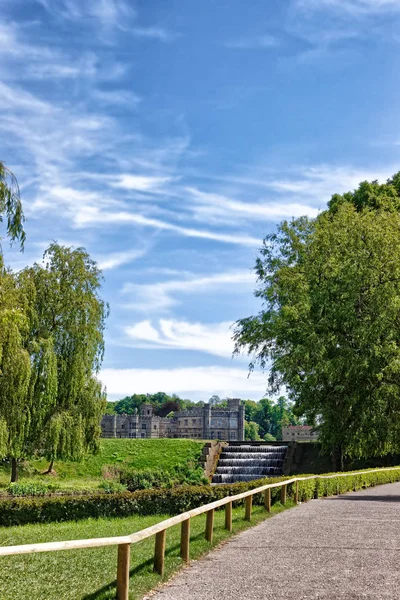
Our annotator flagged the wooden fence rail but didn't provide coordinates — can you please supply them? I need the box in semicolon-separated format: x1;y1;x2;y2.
1;468;400;600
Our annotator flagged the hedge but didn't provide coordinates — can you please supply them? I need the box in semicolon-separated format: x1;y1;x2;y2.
1;468;400;527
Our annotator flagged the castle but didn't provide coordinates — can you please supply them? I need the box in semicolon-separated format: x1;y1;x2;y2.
101;398;245;441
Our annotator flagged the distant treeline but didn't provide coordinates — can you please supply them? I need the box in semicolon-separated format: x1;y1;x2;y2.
106;393;302;441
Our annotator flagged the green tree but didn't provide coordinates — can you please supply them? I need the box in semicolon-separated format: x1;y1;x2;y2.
0;269;31;481
234;173;400;468
0;162;25;249
245;420;261;441
21;243;108;474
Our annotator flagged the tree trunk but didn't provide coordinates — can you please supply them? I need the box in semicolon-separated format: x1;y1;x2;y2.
46;458;54;474
11;458;18;483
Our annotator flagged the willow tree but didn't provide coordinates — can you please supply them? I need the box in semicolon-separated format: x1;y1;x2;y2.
0;269;32;481
0;163;28;480
234;173;400;469
22;243;108;472
0;162;25;250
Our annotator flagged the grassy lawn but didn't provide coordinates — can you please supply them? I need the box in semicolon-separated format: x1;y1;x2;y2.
0;499;295;599
0;439;205;491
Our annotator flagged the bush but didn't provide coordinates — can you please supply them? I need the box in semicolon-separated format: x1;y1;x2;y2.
6;482;59;497
118;464;208;491
98;481;127;494
1;468;399;527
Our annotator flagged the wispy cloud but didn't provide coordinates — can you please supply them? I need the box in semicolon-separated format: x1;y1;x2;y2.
225;35;279;49
111;174;175;192
37;0;135;28
91;89;142;107
121;271;256;313
186;187;320;224
101;365;267;401
97;249;148;271
74;209;261;247
296;0;400;16
125;319;235;358
132;27;176;42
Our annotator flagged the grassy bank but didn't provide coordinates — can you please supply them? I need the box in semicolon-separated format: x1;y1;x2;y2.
0;501;293;600
0;439;205;492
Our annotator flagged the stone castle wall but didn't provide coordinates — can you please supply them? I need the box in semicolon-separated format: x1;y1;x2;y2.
101;399;245;441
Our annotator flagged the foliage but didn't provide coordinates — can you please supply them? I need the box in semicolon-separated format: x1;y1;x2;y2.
97;480;127;494
245;421;261;440
0;243;108;481
6;482;58;497
106;392;202;415
0;467;399;527
243;396;299;439
0;162;25;250
118;464;208;491
234;172;400;467
21;244;108;468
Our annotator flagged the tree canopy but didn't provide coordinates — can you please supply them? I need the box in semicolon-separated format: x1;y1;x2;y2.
0;243;108;480
234;172;400;467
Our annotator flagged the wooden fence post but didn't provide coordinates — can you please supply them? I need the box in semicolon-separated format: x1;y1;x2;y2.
154;530;166;576
225;501;232;531
117;543;130;600
205;509;214;543
245;495;253;521
264;488;271;513
280;484;287;505
180;518;190;564
294;480;299;504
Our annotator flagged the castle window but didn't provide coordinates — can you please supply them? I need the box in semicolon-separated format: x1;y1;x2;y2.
147;410;150;415
184;419;188;426
154;425;156;430
142;424;146;430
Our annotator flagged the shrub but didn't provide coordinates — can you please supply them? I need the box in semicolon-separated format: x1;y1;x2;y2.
6;482;59;497
1;468;399;527
118;465;208;491
98;481;127;494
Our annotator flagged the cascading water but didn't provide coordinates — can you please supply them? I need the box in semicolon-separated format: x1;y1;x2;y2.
212;444;288;484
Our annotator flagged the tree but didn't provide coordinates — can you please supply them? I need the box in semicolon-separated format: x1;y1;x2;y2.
0;269;31;481
234;172;400;468
245;421;261;441
21;243;108;474
0;162;25;250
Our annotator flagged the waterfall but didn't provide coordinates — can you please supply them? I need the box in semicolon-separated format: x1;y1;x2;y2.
212;444;288;484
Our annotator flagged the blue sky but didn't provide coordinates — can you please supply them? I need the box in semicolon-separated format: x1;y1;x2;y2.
2;0;400;401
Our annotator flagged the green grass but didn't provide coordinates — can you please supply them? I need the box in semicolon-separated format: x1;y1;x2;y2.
0;439;205;492
0;500;295;599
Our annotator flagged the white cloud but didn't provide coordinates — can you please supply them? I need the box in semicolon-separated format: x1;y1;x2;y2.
225;35;279;49
91;89;142;106
112;174;174;192
125;319;235;357
121;271;255;312
75;209;261;247
186;187;320;223
101;366;267;401
97;249;148;271
296;0;400;15
37;0;135;27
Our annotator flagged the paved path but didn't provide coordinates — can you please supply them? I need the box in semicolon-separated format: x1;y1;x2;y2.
148;482;400;600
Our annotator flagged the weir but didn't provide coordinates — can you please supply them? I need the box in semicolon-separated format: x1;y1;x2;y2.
212;444;288;484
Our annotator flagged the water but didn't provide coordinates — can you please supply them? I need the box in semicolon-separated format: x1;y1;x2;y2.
212;444;288;484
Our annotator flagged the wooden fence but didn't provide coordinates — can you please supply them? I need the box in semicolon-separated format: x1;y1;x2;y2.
1;468;399;599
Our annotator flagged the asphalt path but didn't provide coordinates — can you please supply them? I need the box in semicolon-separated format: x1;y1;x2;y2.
148;481;400;599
